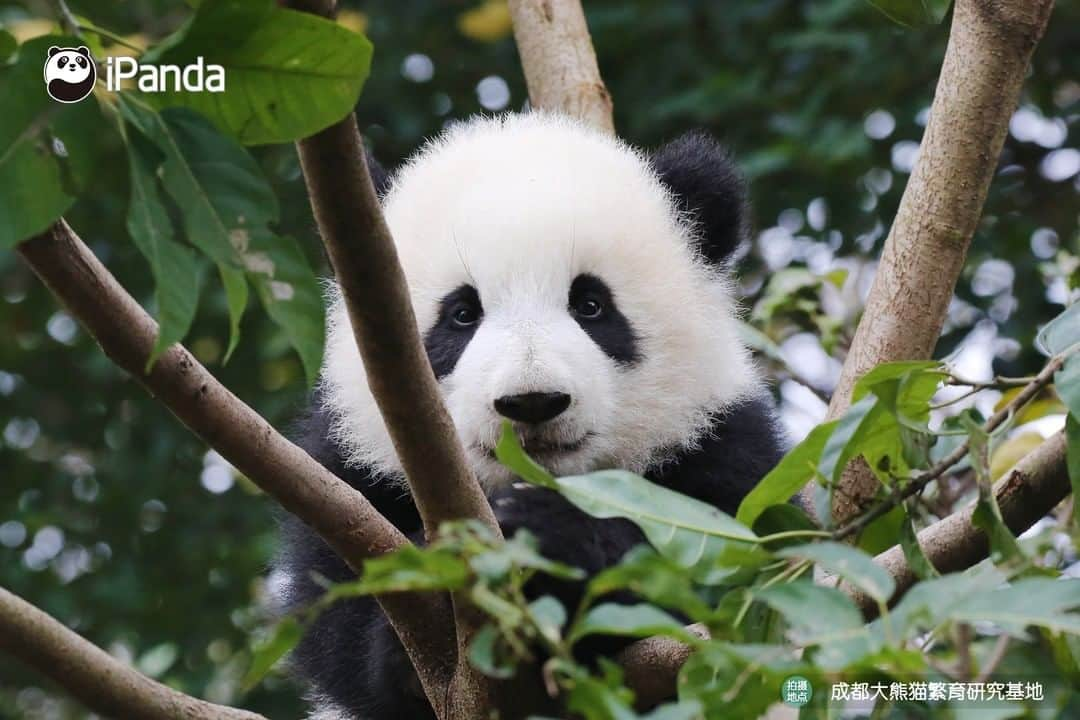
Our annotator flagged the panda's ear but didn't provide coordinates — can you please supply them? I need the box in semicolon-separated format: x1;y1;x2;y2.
48;46;61;57
76;46;91;57
651;132;749;266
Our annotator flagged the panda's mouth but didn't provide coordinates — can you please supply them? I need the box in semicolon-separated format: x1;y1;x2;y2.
483;433;592;461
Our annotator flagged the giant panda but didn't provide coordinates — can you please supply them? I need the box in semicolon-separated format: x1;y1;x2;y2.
273;113;787;719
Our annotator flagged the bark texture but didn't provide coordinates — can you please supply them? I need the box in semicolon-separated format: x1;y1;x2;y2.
845;432;1071;614
822;0;1055;523
508;0;614;133
16;222;457;707
0;586;266;720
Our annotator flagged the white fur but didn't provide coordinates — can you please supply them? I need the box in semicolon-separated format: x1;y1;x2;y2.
320;113;760;491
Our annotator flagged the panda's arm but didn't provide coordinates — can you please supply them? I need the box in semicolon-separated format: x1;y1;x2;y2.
273;398;434;718
490;395;787;617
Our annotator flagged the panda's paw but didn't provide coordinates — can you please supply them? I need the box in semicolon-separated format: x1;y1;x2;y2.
490;484;583;541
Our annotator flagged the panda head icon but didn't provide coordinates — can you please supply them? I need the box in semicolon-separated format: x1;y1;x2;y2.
44;46;96;103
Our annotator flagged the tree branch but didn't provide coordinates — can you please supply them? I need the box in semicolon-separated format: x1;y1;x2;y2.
819;0;1055;523
15;221;457;709
832;350;1070;540
0;585;265;720
844;431;1070;615
508;0;614;133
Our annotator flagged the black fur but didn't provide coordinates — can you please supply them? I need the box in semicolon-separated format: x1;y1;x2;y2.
423;285;483;379
651;132;749;265
274;396;785;718
569;274;641;365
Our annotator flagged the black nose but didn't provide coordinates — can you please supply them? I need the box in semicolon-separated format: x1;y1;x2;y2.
494;392;571;424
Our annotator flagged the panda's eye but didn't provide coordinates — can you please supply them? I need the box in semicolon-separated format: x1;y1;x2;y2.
451;304;479;328
76;57;87;68
573;296;605;319
58;55;67;65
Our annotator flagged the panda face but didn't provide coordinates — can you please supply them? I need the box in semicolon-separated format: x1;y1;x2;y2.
321;114;758;488
44;46;96;103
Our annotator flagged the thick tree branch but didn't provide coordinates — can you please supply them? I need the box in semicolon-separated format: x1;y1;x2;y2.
0;586;265;720
15;222;456;708
508;0;614;133
819;0;1054;523
286;0;504;713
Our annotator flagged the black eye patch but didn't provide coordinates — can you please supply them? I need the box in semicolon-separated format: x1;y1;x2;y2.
568;274;640;365
423;285;482;379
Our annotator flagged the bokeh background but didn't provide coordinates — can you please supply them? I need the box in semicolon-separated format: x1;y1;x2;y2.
1;0;1077;716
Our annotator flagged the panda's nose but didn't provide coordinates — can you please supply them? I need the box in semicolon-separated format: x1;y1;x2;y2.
494;392;571;424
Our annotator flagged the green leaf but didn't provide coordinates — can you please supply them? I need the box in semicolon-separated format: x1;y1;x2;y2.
588;547;712;622
218;263;248;363
898;504;939;580
498;424;764;583
778;542;895;604
470;529;584;582
756;581;874;669
528;595;567;646
964;415;1024;565
119;98;269;267
558;470;764;584
736;420;837;527
246;231;325;384
818;393;877;483
468;624;517;679
1036;302;1080;356
948;578;1080;636
327;545;469;598
125;132;201;369
864;0;953;27
1067;416;1080;528
143;0;374;145
750;503;820;550
243;617;301;690
0;36;108;248
570;603;695;645
642;701;705;720
495;421;558;488
876;565;1005;639
0;28;16;62
121;99;324;378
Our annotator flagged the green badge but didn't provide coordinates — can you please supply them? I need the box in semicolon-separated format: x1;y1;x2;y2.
781;675;813;707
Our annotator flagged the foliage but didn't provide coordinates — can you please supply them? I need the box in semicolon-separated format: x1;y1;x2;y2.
0;0;1077;717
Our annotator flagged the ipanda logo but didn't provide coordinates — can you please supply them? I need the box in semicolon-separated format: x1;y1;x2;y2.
44;46;96;103
45;47;226;103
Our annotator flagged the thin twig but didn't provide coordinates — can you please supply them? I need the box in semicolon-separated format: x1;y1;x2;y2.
833;351;1070;540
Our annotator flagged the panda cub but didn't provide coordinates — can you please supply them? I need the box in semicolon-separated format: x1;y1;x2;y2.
275;113;786;719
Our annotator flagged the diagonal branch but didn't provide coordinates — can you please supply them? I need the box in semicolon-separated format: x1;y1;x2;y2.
618;430;1072;704
0;585;266;720
818;0;1055;524
508;0;614;133
845;430;1071;615
15;221;456;706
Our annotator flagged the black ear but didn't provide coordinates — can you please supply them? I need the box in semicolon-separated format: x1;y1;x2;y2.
651;132;749;266
48;46;61;57
76;46;91;57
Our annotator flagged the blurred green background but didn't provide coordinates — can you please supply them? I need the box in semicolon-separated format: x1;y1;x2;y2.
0;0;1077;716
